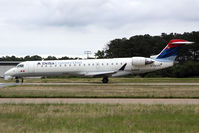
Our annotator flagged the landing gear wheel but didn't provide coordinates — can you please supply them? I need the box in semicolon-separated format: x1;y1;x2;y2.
21;78;24;83
16;79;19;83
102;77;109;83
15;77;19;83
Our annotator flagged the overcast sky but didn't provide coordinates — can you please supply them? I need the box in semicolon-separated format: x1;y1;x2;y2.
0;0;198;57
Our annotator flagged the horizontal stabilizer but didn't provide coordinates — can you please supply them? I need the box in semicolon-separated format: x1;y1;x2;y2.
171;41;194;44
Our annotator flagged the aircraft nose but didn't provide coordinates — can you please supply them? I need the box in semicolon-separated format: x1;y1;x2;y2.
4;68;15;80
4;68;15;76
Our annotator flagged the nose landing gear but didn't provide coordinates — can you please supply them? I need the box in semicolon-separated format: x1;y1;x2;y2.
15;77;24;83
15;77;19;83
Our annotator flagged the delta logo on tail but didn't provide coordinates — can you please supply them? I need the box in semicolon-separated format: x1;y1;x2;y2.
156;39;194;61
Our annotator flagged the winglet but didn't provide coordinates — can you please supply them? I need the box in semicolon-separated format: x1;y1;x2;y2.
119;63;127;71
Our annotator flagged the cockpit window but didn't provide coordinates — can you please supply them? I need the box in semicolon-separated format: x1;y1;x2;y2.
16;64;24;68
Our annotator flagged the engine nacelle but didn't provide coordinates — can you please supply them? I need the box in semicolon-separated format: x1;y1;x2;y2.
132;57;154;66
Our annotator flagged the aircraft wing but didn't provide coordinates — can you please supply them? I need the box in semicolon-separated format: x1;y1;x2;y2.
84;71;117;77
83;63;127;77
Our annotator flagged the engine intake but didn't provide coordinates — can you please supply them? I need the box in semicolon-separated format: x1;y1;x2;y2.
132;57;154;66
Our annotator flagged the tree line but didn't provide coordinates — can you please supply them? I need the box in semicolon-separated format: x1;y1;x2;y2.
0;55;79;61
95;31;199;77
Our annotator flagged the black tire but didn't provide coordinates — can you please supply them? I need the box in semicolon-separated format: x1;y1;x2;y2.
102;77;109;83
16;79;19;83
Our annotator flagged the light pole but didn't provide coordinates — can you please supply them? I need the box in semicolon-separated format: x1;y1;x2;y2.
84;51;92;59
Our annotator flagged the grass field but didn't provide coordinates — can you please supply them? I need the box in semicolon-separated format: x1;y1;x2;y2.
1;77;199;98
1;84;199;98
1;78;199;133
1;77;199;83
0;104;199;133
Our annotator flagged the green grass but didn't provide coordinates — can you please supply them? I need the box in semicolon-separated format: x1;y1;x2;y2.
1;84;199;98
2;77;199;83
0;104;199;133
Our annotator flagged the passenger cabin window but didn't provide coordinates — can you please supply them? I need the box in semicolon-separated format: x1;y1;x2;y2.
17;64;24;68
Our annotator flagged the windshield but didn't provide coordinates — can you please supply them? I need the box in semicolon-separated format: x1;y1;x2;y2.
16;64;24;68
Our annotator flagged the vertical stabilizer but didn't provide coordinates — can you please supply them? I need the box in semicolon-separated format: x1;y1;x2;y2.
156;39;194;61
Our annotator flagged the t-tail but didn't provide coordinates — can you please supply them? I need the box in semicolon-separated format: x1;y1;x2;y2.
153;39;194;61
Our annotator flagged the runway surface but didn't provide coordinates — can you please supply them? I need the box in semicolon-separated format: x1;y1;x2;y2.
0;98;199;104
0;83;16;88
1;82;199;88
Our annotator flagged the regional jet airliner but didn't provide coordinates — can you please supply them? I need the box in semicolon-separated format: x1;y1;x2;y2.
4;39;194;83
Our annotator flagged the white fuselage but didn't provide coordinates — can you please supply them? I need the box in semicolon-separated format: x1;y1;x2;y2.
4;57;173;79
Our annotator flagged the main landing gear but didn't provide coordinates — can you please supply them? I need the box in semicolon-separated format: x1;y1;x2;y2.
15;77;24;83
102;77;109;83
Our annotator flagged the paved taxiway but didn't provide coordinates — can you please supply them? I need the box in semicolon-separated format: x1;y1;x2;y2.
1;82;199;88
0;98;199;104
0;83;17;88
